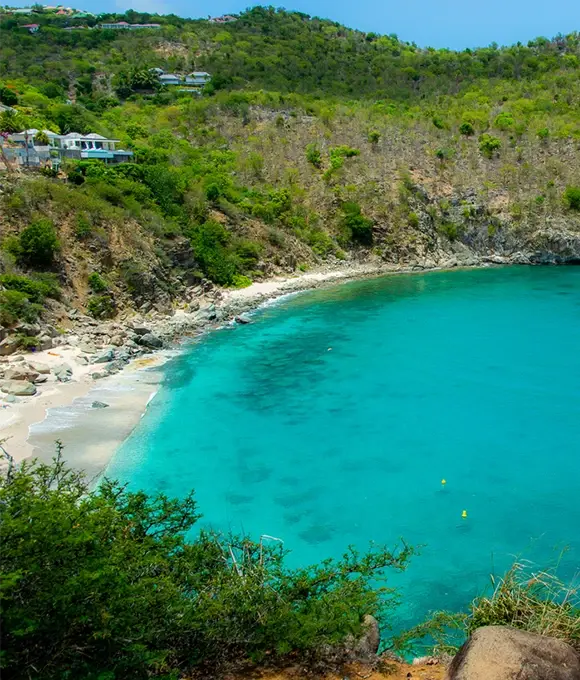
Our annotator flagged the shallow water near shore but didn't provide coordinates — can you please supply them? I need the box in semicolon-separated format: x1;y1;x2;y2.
106;266;580;630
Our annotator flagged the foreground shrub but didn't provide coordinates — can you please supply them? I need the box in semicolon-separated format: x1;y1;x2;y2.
0;451;414;679
396;561;580;657
0;273;60;303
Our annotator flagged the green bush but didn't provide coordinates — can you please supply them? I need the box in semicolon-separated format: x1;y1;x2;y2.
341;202;373;245
459;121;475;136
306;143;322;168
537;127;550;140
367;130;381;145
87;294;116;319
0;273;60;303
438;222;461;241
87;272;108;293
0;290;42;325
479;134;502;159
0;452;414;679
563;186;580;210
18;219;60;268
191;220;239;285
408;212;420;228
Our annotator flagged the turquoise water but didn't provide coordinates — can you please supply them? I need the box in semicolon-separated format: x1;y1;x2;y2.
107;266;580;630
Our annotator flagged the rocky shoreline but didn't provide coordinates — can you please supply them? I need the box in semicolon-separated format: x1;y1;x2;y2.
0;252;537;464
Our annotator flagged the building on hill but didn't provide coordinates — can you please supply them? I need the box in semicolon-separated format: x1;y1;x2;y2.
22;23;40;33
99;21;161;29
185;71;211;86
152;69;211;90
209;14;237;23
7;7;34;14
3;129;133;166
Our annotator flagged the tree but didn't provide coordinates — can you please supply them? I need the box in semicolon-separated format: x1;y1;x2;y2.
0;450;414;679
0;84;18;106
563;186;580;210
478;133;501;159
18;219;60;267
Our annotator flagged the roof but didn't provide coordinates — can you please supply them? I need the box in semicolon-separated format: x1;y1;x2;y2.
159;73;180;79
22;23;39;27
188;71;210;77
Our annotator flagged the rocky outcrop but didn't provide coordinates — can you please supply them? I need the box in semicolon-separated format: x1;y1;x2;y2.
1;380;37;396
447;626;580;680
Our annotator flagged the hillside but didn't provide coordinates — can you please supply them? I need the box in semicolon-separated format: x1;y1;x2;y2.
1;7;580;335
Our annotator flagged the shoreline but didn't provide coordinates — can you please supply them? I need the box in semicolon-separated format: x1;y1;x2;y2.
0;255;514;474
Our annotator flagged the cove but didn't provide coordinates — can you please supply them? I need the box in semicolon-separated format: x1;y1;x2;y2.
106;266;580;631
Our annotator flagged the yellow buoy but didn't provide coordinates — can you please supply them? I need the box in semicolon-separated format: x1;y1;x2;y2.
461;510;468;519
441;478;447;487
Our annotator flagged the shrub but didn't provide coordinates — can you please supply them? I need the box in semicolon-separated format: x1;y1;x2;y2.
438;222;460;241
87;294;115;319
367;130;381;145
87;272;108;293
74;213;92;239
563;186;580;210
494;112;515;131
18;219;60;267
0;453;414;679
0;290;42;325
432;115;445;129
408;212;420;228
191;220;239;285
230;274;252;288
479;134;501;159
341;202;373;245
305;143;322;168
0;273;60;303
537;127;550;140
459;121;475;136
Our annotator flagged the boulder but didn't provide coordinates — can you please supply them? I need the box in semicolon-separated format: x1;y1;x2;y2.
4;366;39;382
1;380;37;396
131;326;151;336
110;334;125;346
447;626;580;680
78;342;97;354
52;363;73;383
91;400;109;409
92;348;115;364
0;337;20;356
16;323;41;337
235;313;252;325
36;335;53;351
343;615;381;662
28;361;50;374
91;371;108;380
34;374;48;384
138;333;163;349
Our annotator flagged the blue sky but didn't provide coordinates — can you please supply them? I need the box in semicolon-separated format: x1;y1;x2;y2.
10;0;580;49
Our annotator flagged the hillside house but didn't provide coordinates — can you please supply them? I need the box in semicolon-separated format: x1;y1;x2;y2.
5;129;133;165
209;15;237;23
185;71;211;86
99;21;161;29
152;69;211;89
22;23;39;33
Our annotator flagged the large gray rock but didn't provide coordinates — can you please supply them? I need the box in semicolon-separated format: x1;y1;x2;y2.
138;333;163;349
131;326;151;336
28;361;50;374
52;363;73;383
92;348;115;364
447;626;580;680
4;366;39;382
343;615;381;662
1;380;37;396
0;337;20;356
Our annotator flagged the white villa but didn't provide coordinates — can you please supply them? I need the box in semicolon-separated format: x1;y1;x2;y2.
4;130;133;165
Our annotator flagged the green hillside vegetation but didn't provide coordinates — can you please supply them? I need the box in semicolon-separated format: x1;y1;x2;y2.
1;9;580;320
